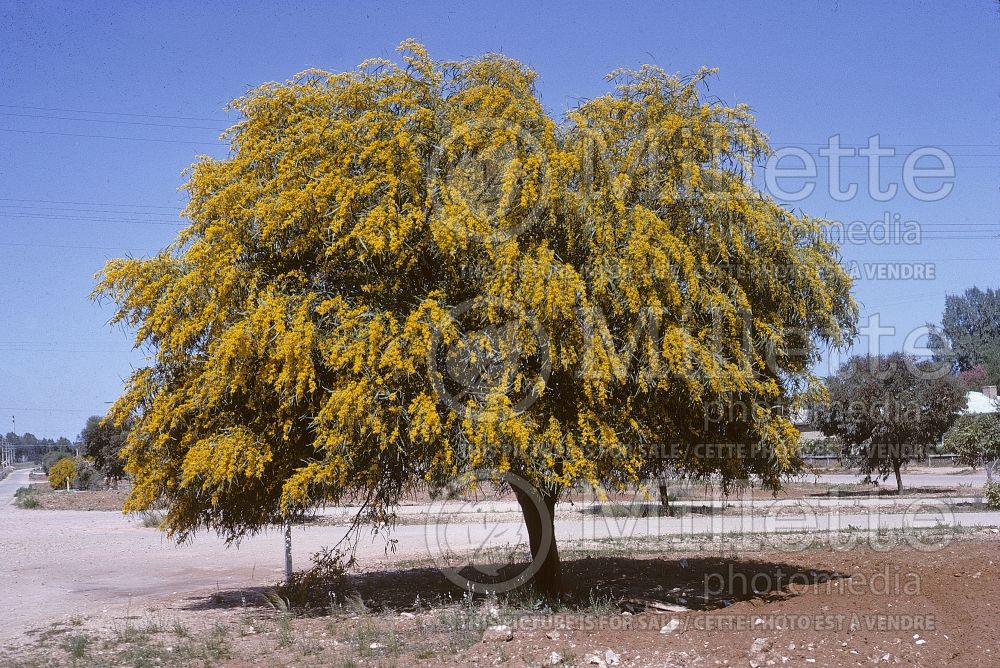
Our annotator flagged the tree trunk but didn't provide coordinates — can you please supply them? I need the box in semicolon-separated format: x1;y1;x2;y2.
284;521;293;581
512;485;561;599
658;481;671;514
893;460;903;494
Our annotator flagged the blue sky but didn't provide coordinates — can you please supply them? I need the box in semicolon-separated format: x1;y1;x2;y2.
0;0;997;438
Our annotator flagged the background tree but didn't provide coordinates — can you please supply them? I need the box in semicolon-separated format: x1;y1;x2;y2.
946;412;1000;483
931;287;1000;385
73;458;106;491
959;364;989;390
41;449;76;474
79;415;129;488
816;352;966;493
96;42;856;597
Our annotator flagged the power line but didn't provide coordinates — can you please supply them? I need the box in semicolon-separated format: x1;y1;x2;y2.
0;197;182;210
0;103;235;124
0;111;227;131
770;142;999;148
0;347;135;354
0;204;181;217
1;213;183;227
0;128;223;146
0;241;159;252
0;406;104;413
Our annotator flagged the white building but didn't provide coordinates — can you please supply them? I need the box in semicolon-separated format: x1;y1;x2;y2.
964;386;998;415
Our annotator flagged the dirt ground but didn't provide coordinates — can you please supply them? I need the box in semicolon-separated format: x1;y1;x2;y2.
3;532;999;667
22;484;132;511
3;466;997;666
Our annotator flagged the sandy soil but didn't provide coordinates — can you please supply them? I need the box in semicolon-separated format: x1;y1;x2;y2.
3;537;1000;666
3;467;1000;666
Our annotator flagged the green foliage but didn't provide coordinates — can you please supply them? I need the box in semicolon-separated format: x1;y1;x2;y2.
60;633;91;660
73;458;105;490
799;436;844;457
984;480;1000;510
946;413;1000;481
42;449;76;474
934;287;1000;385
49;457;78;489
816;352;966;491
15;486;40;509
79;414;129;483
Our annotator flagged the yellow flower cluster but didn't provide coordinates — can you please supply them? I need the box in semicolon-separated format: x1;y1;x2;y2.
95;41;856;542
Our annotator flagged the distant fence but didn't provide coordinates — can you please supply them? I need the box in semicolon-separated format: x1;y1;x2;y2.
801;454;960;469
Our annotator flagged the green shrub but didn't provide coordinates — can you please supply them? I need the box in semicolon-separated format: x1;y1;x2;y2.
799;436;844;457
984;480;1000;510
15;487;40;509
49;457;77;489
73;459;104;490
139;510;164;528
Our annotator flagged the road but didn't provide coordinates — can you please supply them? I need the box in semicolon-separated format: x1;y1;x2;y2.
808;471;987;488
0;467;30;503
1;467;998;644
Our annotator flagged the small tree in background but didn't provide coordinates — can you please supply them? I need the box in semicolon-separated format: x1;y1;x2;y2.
946;412;1000;483
80;415;129;489
816;352;966;493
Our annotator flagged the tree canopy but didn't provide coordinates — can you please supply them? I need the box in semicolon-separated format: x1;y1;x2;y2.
946;412;1000;483
96;42;856;595
933;287;1000;386
80;415;129;486
816;352;966;492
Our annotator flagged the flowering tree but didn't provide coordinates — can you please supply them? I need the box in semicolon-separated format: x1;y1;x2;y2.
96;42;856;596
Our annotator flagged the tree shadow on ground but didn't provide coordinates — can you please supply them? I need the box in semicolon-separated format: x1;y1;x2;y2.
184;556;845;614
